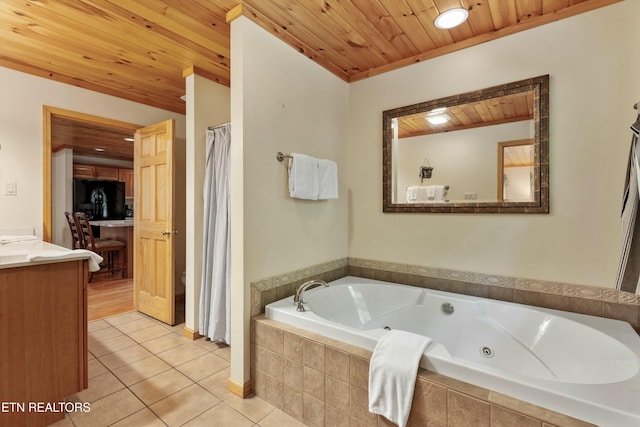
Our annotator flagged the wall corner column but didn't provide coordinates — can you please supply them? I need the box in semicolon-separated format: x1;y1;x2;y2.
228;10;252;397
183;68;203;338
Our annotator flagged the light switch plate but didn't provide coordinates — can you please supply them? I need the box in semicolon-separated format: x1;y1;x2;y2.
5;182;17;196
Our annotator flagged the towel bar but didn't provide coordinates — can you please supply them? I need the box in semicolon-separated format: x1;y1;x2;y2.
276;152;293;162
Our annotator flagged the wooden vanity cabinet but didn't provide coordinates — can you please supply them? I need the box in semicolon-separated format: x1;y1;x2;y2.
0;260;88;426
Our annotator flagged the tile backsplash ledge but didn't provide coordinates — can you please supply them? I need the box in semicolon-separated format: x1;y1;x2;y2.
250;257;640;331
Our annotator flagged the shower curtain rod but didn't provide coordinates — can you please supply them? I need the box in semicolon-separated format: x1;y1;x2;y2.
207;122;231;130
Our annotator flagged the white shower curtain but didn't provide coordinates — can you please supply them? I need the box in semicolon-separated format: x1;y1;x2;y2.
199;124;231;343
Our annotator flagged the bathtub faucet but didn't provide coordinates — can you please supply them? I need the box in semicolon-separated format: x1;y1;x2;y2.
293;280;328;312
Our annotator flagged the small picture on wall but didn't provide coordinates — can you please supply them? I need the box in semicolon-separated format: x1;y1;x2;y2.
420;166;433;179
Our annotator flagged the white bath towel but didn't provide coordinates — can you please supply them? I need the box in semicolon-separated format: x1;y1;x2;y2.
407;186;418;202
288;153;319;200
407;186;427;202
0;235;38;244
318;158;338;199
406;185;447;203
406;186;432;203
368;329;432;427
26;249;103;272
432;185;446;201
426;185;436;199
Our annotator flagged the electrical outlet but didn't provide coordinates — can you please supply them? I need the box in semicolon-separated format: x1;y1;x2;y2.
464;192;477;200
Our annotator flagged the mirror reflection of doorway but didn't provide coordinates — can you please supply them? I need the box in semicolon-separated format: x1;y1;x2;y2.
498;139;534;202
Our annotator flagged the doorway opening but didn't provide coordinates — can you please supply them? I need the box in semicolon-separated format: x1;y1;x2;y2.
497;139;535;202
43;106;141;321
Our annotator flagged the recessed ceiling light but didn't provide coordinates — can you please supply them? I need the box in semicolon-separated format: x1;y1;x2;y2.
124;137;135;142
428;107;447;115
94;148;105;152
426;113;451;125
434;8;469;29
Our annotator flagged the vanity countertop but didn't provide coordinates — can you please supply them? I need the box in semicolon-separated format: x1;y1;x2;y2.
0;238;100;270
90;219;134;227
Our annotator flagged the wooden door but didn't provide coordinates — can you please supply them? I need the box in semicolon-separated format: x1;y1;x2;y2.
134;120;175;325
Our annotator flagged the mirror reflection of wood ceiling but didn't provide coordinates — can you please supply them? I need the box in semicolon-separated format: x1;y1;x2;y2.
503;144;534;168
397;92;534;139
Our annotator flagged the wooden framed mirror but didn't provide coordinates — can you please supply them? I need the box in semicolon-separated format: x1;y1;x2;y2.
383;75;549;214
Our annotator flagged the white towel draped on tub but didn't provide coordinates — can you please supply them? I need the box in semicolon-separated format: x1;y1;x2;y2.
288;154;338;200
368;329;432;427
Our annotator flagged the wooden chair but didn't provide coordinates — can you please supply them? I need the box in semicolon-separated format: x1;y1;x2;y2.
64;211;84;249
74;212;125;281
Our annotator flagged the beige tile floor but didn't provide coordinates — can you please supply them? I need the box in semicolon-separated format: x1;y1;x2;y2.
51;311;307;427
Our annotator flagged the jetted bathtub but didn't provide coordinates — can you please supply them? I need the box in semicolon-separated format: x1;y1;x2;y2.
265;276;640;427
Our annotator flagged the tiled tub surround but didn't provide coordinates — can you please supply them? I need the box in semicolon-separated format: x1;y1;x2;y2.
251;258;640;333
249;259;640;426
264;277;640;426
252;258;349;316
251;316;597;427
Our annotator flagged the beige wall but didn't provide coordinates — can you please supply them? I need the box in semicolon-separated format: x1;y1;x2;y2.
230;17;349;384
397;121;532;202
0;67;186;238
51;148;74;248
183;73;231;333
348;1;640;288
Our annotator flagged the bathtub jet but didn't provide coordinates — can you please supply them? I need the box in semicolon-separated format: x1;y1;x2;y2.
266;276;640;427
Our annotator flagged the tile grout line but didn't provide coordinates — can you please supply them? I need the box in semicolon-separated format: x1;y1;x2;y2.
70;312;266;427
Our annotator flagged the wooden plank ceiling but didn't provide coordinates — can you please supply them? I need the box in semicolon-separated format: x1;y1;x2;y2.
51;115;136;161
0;0;620;160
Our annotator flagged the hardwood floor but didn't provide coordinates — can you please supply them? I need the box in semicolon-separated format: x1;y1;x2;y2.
87;278;186;324
87;278;134;321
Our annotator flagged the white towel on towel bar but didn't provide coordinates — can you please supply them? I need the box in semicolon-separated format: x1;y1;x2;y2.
432;185;446;201
368;329;432;427
406;186;429;202
407;186;418;201
426;185;436;198
288;153;319;200
406;185;446;203
318;159;338;199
